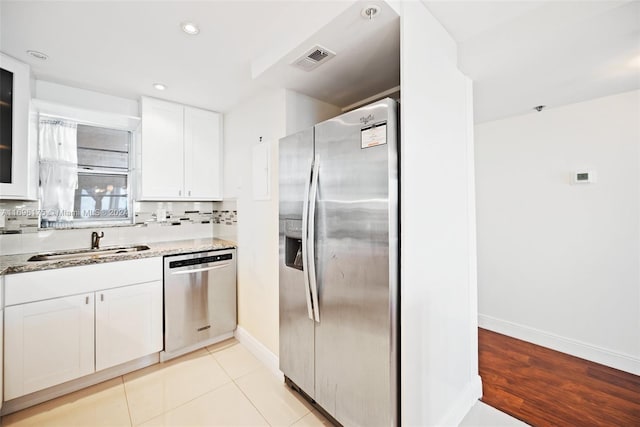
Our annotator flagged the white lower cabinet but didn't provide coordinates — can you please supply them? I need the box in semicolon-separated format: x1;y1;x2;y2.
95;281;163;371
3;257;163;400
1;278;3;410
4;294;95;400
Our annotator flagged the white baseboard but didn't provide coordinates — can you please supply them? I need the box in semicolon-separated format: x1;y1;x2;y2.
437;375;483;427
234;326;283;380
479;314;640;375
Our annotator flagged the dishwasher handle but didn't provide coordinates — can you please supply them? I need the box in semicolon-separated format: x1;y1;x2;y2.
169;262;231;275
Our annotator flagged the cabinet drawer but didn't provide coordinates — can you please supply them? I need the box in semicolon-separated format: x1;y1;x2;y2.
5;257;162;306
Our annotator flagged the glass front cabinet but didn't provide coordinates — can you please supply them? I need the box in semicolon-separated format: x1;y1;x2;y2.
0;53;32;199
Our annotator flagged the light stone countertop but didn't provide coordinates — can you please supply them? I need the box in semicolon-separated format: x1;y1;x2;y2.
0;238;236;275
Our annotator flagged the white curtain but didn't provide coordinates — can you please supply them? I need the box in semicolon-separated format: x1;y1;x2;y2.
39;118;78;222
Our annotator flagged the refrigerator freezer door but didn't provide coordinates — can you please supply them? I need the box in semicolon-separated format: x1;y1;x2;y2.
313;99;399;426
279;128;316;397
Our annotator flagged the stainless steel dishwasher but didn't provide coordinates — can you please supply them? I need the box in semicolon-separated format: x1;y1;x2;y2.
162;248;236;361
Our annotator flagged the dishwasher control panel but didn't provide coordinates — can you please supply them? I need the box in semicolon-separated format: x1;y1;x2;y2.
168;252;233;269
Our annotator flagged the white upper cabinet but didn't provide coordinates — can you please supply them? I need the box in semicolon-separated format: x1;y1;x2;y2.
0;53;32;199
139;97;222;200
184;106;222;199
140;97;184;198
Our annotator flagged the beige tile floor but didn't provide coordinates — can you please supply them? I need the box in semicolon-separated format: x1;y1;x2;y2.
1;338;332;427
0;337;525;427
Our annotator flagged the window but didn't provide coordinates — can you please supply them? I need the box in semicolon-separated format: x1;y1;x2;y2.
74;125;131;222
39;121;132;228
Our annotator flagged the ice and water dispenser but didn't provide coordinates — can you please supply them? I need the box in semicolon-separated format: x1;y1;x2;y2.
284;219;304;270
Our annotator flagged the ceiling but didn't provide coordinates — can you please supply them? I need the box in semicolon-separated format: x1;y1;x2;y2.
426;0;640;122
1;0;638;122
0;0;353;113
252;0;399;109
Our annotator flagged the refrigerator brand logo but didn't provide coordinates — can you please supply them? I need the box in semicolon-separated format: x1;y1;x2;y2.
360;114;375;125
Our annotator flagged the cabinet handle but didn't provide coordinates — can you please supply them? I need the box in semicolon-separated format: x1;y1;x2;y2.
179;190;182;196
101;294;104;302
188;190;191;196
85;296;90;305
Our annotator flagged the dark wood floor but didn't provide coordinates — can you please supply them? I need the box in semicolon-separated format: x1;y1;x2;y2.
478;328;640;427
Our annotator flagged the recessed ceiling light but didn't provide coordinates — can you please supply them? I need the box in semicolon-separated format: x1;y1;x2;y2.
181;22;200;35
361;5;381;20
26;50;48;60
153;83;167;91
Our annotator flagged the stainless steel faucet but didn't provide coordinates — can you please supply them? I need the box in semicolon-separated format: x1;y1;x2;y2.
91;231;104;250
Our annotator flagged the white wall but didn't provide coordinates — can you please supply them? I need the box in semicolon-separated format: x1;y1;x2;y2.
398;2;480;426
284;90;341;135
34;80;139;117
223;89;339;356
476;90;640;374
224;88;286;356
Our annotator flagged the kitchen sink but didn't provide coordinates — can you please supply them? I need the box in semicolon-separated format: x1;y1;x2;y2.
27;245;151;262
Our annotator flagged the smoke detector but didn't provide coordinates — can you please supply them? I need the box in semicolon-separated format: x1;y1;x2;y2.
291;45;336;72
26;50;48;60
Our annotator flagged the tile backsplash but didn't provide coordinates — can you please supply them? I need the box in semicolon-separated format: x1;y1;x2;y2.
135;200;237;241
212;199;237;241
0;200;40;234
0;199;238;255
213;209;237;225
134;201;216;225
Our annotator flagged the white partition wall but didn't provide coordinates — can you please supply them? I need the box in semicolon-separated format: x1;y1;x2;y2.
394;1;481;425
225;2;481;423
476;91;640;375
224;89;340;357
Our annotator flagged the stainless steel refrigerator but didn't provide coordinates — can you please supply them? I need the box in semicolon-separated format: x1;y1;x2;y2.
279;98;399;426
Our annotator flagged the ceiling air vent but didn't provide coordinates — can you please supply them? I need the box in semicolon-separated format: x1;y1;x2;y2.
291;45;336;72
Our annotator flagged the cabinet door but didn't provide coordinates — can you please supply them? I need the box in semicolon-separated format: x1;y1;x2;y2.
184;106;222;200
0;53;31;199
4;294;95;399
95;281;163;371
140;97;185;199
1;309;4;410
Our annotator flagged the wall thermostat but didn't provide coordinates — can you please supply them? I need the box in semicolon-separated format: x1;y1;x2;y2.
572;170;596;184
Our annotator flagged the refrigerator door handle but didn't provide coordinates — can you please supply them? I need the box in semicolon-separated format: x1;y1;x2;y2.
308;154;320;323
301;158;315;320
